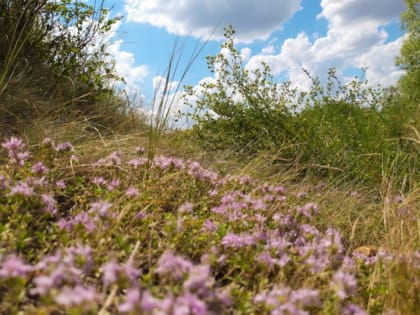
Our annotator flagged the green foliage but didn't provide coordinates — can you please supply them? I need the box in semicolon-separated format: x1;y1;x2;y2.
0;0;128;135
184;26;297;154
185;26;410;185
396;0;420;128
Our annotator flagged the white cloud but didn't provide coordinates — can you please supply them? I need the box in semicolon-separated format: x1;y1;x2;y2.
318;0;405;25
108;39;149;88
355;36;406;86
103;21;149;96
245;0;406;88
240;48;252;62
124;0;302;43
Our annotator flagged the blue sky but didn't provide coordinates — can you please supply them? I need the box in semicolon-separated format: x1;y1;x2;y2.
101;0;406;108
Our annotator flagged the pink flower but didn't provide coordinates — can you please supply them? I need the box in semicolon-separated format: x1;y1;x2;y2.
56;180;66;189
101;260;140;287
183;264;214;295
41;137;55;147
9;181;34;197
31;275;56;295
297;202;319;217
343;304;368;315
54;285;99;307
2;136;30;165
127;157;147;168
102;260;119;286
202;219;217;232
2;136;24;152
56;142;74;152
89;201;112;218
178;202;194;214
125;186;139;197
41;193;57;215
118;288;141;313
0;254;33;278
174;293;207;315
107;178;120;191
32;162;48;174
155;250;193;280
73;212;97;232
254;286;319;313
221;232;255;249
331;270;358;300
93;176;107;186
141;290;166;312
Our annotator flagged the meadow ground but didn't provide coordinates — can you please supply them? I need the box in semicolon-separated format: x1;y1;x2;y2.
1;127;419;315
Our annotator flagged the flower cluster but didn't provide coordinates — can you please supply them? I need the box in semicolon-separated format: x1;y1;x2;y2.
2;136;411;314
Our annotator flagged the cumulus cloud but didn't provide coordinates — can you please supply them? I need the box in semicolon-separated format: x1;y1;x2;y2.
245;0;406;88
124;0;302;43
103;21;149;96
108;39;149;88
318;0;405;25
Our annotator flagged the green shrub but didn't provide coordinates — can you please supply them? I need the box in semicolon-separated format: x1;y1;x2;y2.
0;0;127;135
184;26;297;155
184;26;418;187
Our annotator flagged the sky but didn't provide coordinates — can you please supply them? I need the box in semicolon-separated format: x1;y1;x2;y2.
101;0;407;113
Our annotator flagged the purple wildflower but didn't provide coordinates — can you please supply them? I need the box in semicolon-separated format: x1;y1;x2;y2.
56;141;74;152
343;304;368;315
239;175;252;185
331;270;358;300
57;218;73;230
125;186;140;197
123;262;140;285
67;245;93;272
251;198;266;211
118;288;141;313
107;178;120;191
73;212;97;232
2;136;30;165
102;260;140;287
189;161;201;172
271;185;286;194
56;180;66;189
2;136;25;152
140;290;165;312
174;293;207;315
201;219;217;232
32;162;48;175
93;176;107;186
28;176;48;188
127;157;148;168
178;202;194;214
221;232;255;249
0;254;33;278
102;260;120;286
155;250;193;280
31;274;56;295
208;189;218;197
54;285;98;307
41;193;57;215
183;264;214;296
9;181;34;197
297;202;319;217
254;286;319;314
41;137;55;147
89;200;112;218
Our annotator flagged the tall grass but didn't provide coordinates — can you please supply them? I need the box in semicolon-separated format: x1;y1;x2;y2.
146;33;215;166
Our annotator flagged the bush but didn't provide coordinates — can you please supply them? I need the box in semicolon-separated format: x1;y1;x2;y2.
0;0;127;135
184;26;297;155
184;26;419;187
